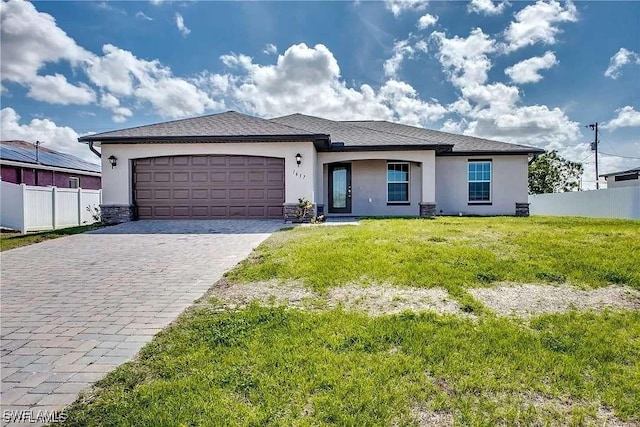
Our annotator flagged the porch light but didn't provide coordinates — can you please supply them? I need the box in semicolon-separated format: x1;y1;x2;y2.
295;153;302;166
108;155;117;169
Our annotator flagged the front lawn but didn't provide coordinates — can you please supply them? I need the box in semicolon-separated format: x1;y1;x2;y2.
64;307;640;426
228;216;640;292
0;225;100;252
59;216;640;426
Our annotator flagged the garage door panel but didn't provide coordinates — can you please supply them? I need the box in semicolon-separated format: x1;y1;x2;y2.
191;189;209;199
191;206;209;217
173;189;190;199
192;172;208;182
154;189;171;199
211;172;227;182
134;155;284;219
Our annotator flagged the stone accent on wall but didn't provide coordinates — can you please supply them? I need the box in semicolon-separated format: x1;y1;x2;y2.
101;204;136;225
284;203;316;223
515;202;530;217
419;202;437;218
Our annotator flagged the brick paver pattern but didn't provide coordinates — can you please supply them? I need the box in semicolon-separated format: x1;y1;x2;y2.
0;220;283;425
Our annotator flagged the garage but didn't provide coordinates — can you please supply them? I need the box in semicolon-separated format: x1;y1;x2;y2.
133;155;285;219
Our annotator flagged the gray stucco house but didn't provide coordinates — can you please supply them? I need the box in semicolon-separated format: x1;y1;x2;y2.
79;111;543;224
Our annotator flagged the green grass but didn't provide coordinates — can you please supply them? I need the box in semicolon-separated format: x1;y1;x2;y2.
63;306;640;426
0;225;100;251
59;217;639;425
227;216;640;292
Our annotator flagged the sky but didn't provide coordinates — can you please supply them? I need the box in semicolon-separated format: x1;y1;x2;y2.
1;0;639;189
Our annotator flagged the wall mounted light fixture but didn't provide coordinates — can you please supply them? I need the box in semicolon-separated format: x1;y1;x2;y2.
108;155;117;169
295;153;302;166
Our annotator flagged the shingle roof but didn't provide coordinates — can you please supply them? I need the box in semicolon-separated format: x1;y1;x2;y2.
343;120;544;154
270;114;451;150
79;111;326;142
0;140;101;173
78;110;544;155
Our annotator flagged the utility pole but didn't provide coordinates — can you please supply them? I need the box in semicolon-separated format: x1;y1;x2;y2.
587;123;599;189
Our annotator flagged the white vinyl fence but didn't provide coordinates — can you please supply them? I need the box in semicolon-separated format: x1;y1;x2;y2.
1;180;102;233
529;186;640;219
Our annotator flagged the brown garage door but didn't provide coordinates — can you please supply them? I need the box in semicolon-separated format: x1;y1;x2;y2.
134;155;284;219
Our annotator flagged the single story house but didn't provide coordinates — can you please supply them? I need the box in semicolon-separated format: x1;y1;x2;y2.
1;140;101;190
600;167;640;189
78;111;543;224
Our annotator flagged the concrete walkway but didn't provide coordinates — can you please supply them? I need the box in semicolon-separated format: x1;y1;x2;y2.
0;220;283;424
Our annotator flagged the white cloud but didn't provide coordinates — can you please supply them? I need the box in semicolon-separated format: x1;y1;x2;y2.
26;74;96;105
385;0;428;17
468;0;508;15
417;13;438;29
263;43;278;55
175;12;190;37
208;43;446;126
149;0;164;5
86;44;221;117
604;48;640;79
384;39;414;78
431;28;496;87
135;11;153;21
0;0;96;105
0;107;96;162
504;51;557;84
99;93;133;123
602;106;640;130
0;0;92;84
503;0;577;52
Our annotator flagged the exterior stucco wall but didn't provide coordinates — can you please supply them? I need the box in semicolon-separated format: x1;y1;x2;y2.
321;159;422;216
606;176;639;188
98;141;316;206
316;150;436;210
435;154;529;215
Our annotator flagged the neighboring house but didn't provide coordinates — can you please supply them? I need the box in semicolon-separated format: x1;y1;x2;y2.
78;111;543;224
0;140;101;190
600;167;640;189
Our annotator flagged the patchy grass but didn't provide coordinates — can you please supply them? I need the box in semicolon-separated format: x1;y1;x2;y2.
62;307;640;426
227;216;640;292
0;225;100;252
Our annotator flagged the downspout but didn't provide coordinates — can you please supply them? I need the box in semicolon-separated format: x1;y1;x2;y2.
88;141;101;159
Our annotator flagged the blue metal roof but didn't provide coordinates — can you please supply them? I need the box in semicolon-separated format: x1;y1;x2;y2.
0;140;101;173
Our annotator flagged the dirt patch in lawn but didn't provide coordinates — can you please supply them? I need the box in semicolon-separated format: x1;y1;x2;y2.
469;283;640;317
206;279;316;309
410;390;637;427
205;280;462;316
326;285;462;316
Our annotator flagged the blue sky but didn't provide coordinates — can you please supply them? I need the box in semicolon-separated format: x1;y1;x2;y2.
1;0;638;188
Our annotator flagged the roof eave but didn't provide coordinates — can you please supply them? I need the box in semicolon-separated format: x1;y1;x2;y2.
321;144;453;153
78;134;330;143
438;148;545;156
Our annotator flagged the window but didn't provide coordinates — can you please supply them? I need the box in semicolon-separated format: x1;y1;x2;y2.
68;177;79;189
387;162;409;203
468;161;491;202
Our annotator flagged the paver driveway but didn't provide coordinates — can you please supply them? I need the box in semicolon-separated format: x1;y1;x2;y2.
0;220;283;425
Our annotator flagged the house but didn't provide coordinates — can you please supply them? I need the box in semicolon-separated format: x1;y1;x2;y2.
78;111;543;224
600;167;640;189
1;140;101;190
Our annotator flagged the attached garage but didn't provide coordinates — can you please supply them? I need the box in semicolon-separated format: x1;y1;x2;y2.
133;155;285;219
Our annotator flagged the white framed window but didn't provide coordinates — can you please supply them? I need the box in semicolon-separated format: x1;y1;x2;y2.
468;161;491;202
387;162;410;203
68;177;79;189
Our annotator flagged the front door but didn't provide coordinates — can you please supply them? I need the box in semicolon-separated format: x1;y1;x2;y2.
328;163;352;214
